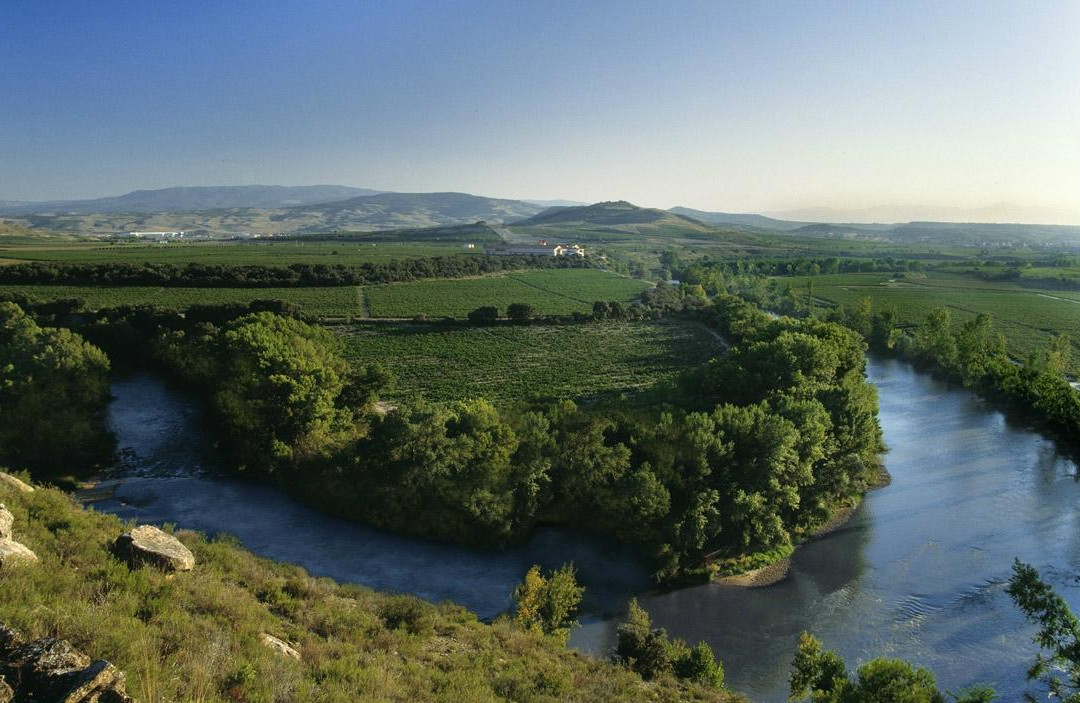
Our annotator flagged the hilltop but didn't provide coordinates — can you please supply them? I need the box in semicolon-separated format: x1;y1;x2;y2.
511;201;718;242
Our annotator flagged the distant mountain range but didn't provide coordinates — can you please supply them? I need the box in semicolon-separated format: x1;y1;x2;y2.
277;191;545;231
0;185;381;214
2;186;1079;247
763;203;1080;227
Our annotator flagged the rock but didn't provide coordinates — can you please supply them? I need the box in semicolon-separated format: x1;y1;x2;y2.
0;473;32;494
114;524;195;572
0;539;38;569
260;633;301;660
0;505;11;541
0;623;133;703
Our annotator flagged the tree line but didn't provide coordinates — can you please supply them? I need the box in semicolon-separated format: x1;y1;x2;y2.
0;254;589;288
828;298;1080;440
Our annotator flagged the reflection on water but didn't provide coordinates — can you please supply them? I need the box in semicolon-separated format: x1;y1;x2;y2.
93;360;1080;701
619;357;1080;700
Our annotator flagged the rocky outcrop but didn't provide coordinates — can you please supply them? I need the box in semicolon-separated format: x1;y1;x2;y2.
0;503;37;570
0;623;133;703
0;505;11;541
0;473;32;494
113;525;195;572
0;541;38;570
260;633;301;660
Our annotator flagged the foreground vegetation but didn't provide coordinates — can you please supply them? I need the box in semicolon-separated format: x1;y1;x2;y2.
0;478;735;702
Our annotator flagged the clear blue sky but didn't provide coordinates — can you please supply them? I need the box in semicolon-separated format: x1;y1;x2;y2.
2;0;1078;221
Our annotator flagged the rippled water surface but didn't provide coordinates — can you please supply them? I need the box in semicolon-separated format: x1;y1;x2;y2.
93;359;1080;700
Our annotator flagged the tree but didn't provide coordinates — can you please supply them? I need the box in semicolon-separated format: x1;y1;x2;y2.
1007;560;1080;701
915;307;958;370
512;563;584;642
0;302;112;474
212;312;358;471
615;599;724;688
790;632;994;703
791;632;942;702
467;305;500;324
506;302;535;324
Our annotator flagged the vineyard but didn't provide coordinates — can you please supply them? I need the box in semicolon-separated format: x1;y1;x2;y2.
0;284;361;317
337;319;722;403
363;269;649;318
781;271;1080;370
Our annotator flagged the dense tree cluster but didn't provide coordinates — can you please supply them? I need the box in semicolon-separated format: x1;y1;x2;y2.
146;294;882;582
0;254;589;288
0;302;112;474
672;256;926;285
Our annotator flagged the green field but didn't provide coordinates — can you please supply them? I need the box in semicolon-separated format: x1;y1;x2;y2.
338;319;722;403
0;240;474;266
0;268;647;319
780;271;1080;371
0;284;362;317
363;269;649;318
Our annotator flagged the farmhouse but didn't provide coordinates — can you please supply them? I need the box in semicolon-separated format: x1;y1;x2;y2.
489;243;585;257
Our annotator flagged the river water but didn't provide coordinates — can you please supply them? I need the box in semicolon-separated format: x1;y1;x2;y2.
87;358;1080;701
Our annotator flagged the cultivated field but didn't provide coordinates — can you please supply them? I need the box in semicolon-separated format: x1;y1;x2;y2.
363;269;649;318
337;319;722;403
781;271;1080;370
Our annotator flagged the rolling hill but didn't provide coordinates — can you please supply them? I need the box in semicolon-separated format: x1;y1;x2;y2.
276;191;545;231
516;200;713;233
668;206;805;231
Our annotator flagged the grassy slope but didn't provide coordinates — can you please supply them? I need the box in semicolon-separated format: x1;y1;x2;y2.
338;319;723;403
0;476;737;703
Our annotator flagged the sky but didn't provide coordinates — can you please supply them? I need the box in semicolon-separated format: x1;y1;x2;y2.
1;0;1079;223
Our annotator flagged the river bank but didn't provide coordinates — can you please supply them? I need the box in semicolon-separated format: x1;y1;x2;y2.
89;357;1080;702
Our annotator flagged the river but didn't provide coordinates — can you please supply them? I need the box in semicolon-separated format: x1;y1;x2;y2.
85;357;1080;701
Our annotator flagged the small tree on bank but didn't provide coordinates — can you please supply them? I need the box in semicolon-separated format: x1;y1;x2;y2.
512;563;583;643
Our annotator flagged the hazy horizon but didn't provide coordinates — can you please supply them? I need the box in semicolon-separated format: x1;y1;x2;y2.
2;1;1078;223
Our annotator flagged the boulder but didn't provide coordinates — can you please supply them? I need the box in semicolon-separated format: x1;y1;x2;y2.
260;633;301;660
0;505;11;541
0;539;37;570
114;524;195;572
0;624;132;703
0;473;32;494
